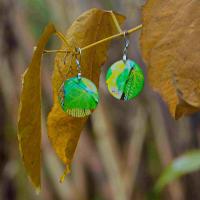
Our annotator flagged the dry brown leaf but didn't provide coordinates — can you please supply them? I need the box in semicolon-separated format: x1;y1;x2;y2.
47;8;125;173
140;0;200;119
18;24;56;189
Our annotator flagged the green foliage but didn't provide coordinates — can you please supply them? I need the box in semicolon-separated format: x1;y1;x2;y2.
154;150;200;193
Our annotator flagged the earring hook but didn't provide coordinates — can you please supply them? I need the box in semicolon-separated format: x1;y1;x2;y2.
75;47;82;80
123;31;129;62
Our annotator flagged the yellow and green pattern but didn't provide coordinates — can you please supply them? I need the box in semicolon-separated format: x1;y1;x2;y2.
106;59;144;100
58;77;99;117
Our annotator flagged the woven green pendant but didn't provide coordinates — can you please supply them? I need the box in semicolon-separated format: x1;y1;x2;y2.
58;77;99;117
106;59;144;100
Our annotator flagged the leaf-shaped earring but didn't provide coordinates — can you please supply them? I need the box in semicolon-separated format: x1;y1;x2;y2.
106;32;144;100
58;48;99;117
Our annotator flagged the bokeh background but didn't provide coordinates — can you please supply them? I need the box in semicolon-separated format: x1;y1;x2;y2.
1;0;200;200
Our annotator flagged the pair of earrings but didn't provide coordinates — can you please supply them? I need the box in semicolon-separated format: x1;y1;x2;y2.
58;33;144;117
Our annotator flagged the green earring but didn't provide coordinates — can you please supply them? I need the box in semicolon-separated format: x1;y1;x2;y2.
106;32;144;101
58;48;99;117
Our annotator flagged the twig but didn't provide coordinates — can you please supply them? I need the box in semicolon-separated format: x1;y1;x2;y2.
43;49;69;54
41;24;142;54
77;24;142;52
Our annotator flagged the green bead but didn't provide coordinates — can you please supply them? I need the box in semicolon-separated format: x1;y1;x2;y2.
106;59;144;100
58;77;99;117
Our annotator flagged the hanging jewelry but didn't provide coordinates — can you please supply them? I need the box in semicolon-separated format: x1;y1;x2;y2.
58;48;99;117
106;31;144;100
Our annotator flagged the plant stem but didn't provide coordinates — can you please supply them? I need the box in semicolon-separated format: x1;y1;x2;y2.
55;31;69;46
110;11;123;33
43;24;142;54
81;24;142;51
43;49;68;54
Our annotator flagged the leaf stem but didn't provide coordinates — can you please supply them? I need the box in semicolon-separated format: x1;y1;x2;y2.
110;11;123;33
55;31;69;46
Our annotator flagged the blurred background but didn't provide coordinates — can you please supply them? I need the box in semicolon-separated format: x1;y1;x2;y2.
1;0;200;200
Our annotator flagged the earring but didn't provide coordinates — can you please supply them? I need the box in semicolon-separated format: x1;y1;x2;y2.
106;31;144;101
58;48;99;117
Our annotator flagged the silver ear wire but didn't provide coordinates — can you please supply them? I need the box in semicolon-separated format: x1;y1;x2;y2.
75;47;82;80
123;31;129;63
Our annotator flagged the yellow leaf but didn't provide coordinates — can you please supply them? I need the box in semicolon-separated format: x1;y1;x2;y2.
18;24;56;190
140;0;200;119
47;8;125;176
